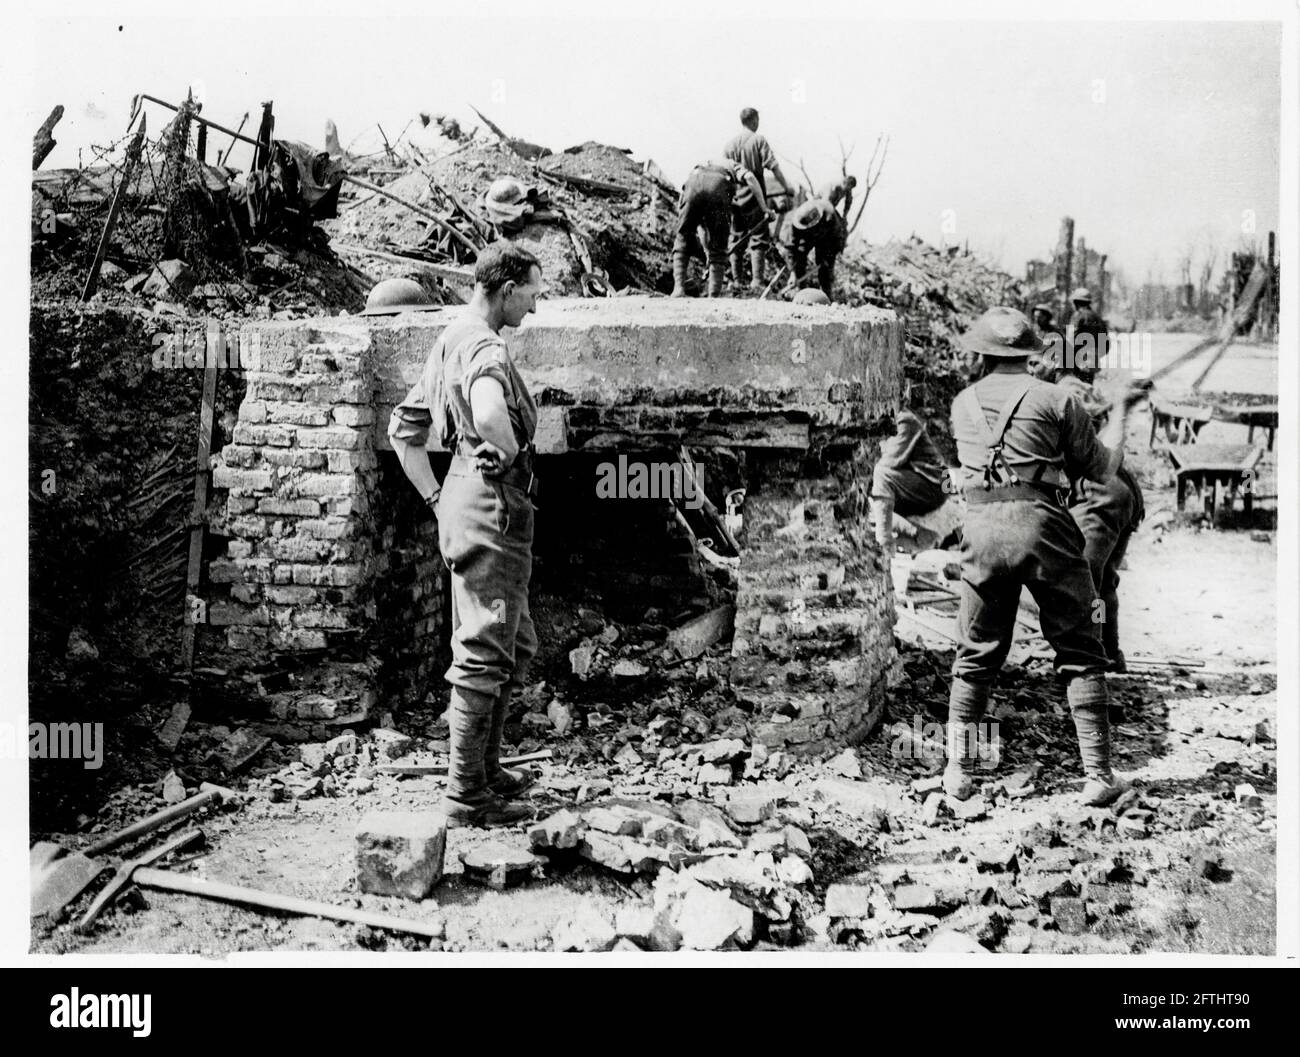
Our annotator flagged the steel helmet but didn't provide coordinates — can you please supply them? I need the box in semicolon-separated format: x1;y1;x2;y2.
1070;286;1093;304
486;177;528;208
960;306;1044;358
361;277;435;316
791;198;836;231
792;287;830;305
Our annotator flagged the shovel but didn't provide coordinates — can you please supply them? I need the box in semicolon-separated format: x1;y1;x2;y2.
31;783;231;918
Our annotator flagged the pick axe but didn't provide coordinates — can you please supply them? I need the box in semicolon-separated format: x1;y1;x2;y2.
75;827;207;933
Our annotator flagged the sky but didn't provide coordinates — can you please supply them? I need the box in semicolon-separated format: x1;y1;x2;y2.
25;12;1282;284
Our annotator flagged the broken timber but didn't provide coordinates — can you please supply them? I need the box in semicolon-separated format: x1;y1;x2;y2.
342;174;480;257
80;114;147;301
33;104;64;169
129;867;445;939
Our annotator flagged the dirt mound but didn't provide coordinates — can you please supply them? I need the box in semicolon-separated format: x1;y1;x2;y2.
323;141;680;295
840;238;1029;458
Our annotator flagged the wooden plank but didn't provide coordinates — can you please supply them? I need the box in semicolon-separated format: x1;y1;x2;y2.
341;175;480;256
332;243;473;285
377;750;552;777
33;104;64;169
80;114;147;301
179;364;220;671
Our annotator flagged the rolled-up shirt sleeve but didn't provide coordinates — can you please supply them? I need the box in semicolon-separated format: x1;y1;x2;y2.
388;370;434;447
459;338;511;402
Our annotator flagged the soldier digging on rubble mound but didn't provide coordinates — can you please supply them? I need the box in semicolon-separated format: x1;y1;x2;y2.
779;197;846;300
723;107;795;292
671;158;770;298
944;307;1149;808
1041;289;1145;683
388;243;544;828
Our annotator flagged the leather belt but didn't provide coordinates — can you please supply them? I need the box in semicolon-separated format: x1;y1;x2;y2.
965;480;1069;507
449;448;539;500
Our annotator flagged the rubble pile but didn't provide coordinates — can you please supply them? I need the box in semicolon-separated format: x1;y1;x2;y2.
324;139;680;295
840;238;1029;456
32;106;371;317
531;795;816;950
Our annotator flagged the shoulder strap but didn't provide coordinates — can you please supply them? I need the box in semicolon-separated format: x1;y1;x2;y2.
959;378;1036;488
961;378;1034;447
989;377;1035;447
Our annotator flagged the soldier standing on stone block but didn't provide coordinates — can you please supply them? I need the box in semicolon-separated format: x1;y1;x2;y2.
671;159;769;298
388;243;544;828
723;107;795;292
945;307;1149;808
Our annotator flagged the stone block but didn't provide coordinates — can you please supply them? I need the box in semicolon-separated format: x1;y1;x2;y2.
355;811;447;900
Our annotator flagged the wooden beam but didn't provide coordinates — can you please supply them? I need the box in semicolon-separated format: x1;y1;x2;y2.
340;175;480;257
80;114;147;301
331;243;474;286
180;361;219;671
33;104;64;169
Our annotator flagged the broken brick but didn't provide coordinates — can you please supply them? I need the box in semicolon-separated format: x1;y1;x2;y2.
1049;896;1088;935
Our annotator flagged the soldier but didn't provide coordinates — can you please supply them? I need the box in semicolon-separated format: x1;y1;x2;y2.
388;243;544;827
870;385;949;554
723;108;795;291
671;159;768;298
944;307;1148;807
1049;352;1145;678
1029;303;1064;379
779;198;846;299
1067;286;1108;375
818;175;858;220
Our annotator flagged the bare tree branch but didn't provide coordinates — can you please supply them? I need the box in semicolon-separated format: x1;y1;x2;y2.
847;133;889;235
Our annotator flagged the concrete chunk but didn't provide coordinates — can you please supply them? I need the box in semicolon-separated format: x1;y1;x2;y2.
355;811;447;900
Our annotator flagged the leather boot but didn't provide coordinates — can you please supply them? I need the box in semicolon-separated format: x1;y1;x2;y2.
1067;674;1129;806
444;687;531;827
943;678;989;800
730;251;746;287
749;248;767;292
670;249;690;298
707;259;726;297
869;495;895;553
485;684;536;798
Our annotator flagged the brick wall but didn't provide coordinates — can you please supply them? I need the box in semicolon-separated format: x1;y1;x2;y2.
207;300;902;723
729;446;897;755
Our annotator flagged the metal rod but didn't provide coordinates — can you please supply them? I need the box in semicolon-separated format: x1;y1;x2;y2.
135;93;260;148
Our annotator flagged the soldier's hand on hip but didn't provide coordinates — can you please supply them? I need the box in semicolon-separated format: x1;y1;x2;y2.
471;440;513;474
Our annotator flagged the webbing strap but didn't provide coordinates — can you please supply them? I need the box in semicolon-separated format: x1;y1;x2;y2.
959;378;1035;489
959;378;1034;450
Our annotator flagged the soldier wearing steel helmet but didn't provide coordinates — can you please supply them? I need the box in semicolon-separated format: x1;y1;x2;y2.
779;197;846;299
943;307;1149;808
1067;286;1108;377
